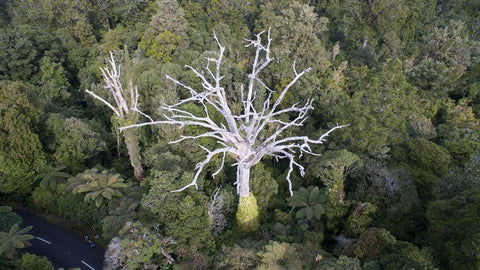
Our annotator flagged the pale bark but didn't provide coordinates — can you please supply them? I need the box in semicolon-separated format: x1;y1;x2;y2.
121;30;347;196
123;128;143;181
237;163;251;198
85;52;144;183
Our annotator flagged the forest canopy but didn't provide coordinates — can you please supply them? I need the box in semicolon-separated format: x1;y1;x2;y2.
0;0;479;269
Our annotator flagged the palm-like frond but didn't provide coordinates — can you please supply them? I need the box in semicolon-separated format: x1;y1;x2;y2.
35;165;71;189
102;197;139;239
68;168;128;208
287;186;327;221
0;223;33;259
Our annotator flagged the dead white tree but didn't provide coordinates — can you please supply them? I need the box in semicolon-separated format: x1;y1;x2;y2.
85;53;144;183
121;30;346;230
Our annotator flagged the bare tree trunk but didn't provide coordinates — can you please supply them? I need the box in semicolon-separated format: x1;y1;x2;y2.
117;30;347;233
123;129;143;183
237;162;250;197
85;53;145;183
115;128;121;159
236;163;259;232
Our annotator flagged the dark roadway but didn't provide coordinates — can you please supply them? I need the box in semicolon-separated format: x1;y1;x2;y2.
14;209;105;270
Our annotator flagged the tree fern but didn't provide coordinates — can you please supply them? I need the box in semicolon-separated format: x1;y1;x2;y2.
102;197;139;239
68;168;128;208
34;165;71;189
0;223;33;259
287;186;327;221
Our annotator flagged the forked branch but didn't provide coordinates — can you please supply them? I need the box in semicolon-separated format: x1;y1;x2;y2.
120;30;347;196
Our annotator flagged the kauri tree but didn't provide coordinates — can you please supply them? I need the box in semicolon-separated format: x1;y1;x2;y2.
85;53;144;182
121;30;346;232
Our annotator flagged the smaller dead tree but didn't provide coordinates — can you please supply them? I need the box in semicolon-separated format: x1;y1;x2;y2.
121;30;346;231
85;53;144;183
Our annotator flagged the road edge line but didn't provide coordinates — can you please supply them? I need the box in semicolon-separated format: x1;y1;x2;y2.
81;260;96;270
35;236;52;245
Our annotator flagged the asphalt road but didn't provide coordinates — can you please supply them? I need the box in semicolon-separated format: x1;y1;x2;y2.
15;209;105;270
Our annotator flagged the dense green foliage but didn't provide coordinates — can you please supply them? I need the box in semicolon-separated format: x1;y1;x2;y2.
0;223;33;260
0;206;22;232
0;215;34;270
19;253;55;270
1;0;479;269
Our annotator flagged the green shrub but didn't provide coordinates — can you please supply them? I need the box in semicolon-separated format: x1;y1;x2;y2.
427;187;480;269
0;206;21;231
55;184;96;225
216;243;259;269
118;222;175;269
344;202;377;237
257;241;302;270
408;138;451;177
31;187;56;212
343;228;396;262
19;253;54;270
317;255;362;270
287;186;327;222
141;169;214;261
445;139;480;166
367;241;436;270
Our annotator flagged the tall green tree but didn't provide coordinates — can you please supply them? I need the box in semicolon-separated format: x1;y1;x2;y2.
37;56;71;107
118;221;175;268
331;59;425;161
92;0;152;31
206;0;256;38
141;169;214;263
0;24;65;82
44;114;107;172
317;0;436;63
0;82;46;194
435;0;480;38
309;149;362;204
0;0;10;26
407;20;480;99
255;1;330;100
308;149;362;233
427;186;480;269
139;0;189;62
6;0;93;28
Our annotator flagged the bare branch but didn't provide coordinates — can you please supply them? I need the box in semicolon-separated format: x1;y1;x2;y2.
267;124;348;153
86;51;141;120
169;132;227;145
132;107;154;122
91;51;146;183
115;30;347;198
244;28;274;124
119;120;172;132
85;89;121;117
270;64;312;117
171;147;232;192
212;152;226;178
